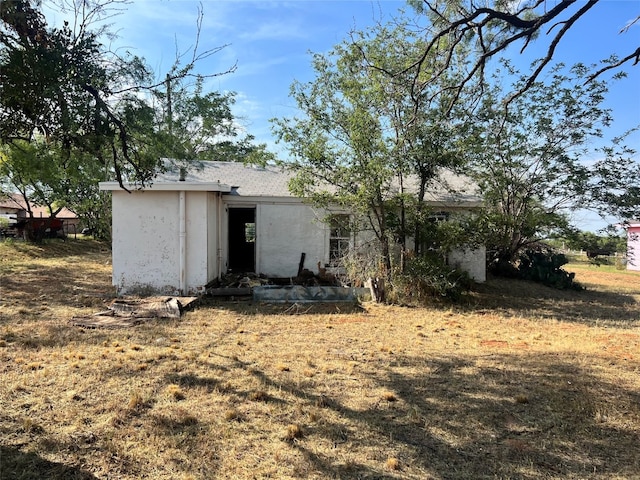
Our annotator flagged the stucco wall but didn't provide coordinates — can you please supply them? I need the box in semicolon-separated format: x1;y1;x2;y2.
184;191;212;294
257;204;327;277
112;190;216;295
448;246;487;282
113;190;179;294
628;226;640;271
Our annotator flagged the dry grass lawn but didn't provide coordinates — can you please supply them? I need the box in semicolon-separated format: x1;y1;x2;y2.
1;240;639;479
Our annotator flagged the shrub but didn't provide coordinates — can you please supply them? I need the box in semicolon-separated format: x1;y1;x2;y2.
392;254;473;303
516;245;582;290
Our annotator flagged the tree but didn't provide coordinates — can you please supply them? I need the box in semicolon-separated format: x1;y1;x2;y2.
1;0;273;240
563;231;625;256
468;62;616;269
588;131;640;222
273;19;474;285
155;75;274;170
1;0;156;185
402;0;639;111
0;0;239;188
272;45;397;280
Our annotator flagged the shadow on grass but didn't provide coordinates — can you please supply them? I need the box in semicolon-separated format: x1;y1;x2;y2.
0;445;98;480
0;238;109;259
0;264;113;311
237;351;640;479
0;322;112;350
464;276;639;327
196;295;367;316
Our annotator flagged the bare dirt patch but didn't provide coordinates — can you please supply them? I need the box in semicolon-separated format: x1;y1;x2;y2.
1;240;639;479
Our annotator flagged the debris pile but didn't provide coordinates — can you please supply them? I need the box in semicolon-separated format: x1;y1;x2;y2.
71;297;197;328
207;262;342;296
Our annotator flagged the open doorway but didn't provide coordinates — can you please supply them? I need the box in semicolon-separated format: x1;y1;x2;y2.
228;207;256;273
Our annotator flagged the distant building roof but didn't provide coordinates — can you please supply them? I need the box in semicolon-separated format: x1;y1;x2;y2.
0;193;77;218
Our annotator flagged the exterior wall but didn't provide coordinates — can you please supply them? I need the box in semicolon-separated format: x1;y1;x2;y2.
628;225;640;271
110;187;487;294
112;190;217;295
207;193;220;282
184;191;212;294
112;190;179;294
256;203;327;277
449;246;487;282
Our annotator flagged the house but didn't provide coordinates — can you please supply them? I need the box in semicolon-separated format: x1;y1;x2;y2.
99;161;486;295
626;221;640;271
0;193;79;237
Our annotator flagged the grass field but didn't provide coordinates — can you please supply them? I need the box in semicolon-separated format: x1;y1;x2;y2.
1;239;639;479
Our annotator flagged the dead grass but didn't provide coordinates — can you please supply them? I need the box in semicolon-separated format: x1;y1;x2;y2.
1;239;639;479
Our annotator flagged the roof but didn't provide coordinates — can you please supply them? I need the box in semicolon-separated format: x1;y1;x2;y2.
0;193;77;218
100;160;482;207
159;161;293;197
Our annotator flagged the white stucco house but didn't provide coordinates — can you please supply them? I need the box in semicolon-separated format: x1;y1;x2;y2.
99;161;486;295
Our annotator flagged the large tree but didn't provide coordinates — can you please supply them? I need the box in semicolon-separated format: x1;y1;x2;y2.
1;0;274;240
403;0;639;110
401;0;640;225
0;0;243;187
273;19;472;283
469;61;620;268
0;0;159;185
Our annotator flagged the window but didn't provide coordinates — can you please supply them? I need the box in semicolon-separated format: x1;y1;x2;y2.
430;211;450;223
244;222;255;243
418;211;450;255
329;214;351;266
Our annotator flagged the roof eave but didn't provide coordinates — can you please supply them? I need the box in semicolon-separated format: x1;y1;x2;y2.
98;181;232;192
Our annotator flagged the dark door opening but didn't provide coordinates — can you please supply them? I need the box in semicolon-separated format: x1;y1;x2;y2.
228;207;256;273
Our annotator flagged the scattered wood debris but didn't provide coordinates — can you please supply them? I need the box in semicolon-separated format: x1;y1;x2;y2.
71;297;197;328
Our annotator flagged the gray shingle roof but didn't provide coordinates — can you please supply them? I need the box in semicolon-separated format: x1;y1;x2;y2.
157;161;294;197
155;160;481;206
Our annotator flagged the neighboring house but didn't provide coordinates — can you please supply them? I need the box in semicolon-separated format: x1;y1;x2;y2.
626;221;640;271
0;196;22;228
99;161;486;295
0;193;79;237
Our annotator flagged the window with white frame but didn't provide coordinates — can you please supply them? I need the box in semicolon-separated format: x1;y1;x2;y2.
329;214;351;266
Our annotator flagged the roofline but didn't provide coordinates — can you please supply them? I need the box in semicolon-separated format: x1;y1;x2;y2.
99;181;232;192
97;183;482;208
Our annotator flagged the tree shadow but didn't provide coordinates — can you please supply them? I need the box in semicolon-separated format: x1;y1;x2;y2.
466;277;639;327
0;445;98;480
230;351;640;479
0;264;112;313
196;296;367;316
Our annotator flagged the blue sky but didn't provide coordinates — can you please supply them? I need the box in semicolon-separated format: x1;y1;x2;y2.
45;0;640;229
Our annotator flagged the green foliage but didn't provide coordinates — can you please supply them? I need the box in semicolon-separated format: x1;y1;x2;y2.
0;1;271;242
272;15;473;282
0;0;160;184
517;246;582;291
563;230;626;255
588;130;640;221
154;77;274;167
392;253;473;303
470;62;617;266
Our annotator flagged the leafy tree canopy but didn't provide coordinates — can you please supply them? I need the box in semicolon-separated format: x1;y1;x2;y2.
1;0;274;240
402;0;639;111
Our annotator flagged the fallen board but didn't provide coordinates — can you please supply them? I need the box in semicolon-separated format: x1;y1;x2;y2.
71;296;198;328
